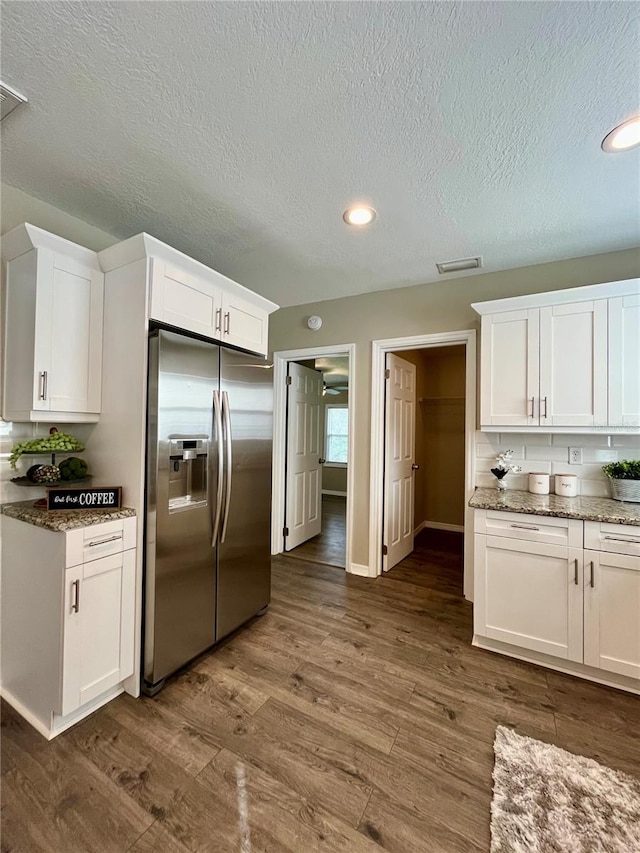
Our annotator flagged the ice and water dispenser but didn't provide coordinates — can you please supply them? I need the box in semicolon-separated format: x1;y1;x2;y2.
168;437;208;512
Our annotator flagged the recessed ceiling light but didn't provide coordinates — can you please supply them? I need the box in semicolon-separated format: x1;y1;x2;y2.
436;256;482;274
343;206;376;226
601;116;640;153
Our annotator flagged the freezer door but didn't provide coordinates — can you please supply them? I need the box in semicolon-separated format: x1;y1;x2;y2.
145;330;221;687
217;348;273;640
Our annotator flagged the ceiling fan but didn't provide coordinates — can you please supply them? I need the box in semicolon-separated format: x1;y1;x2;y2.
323;381;348;396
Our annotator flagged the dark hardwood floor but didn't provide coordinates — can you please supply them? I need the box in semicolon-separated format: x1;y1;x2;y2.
3;529;640;852
286;494;346;569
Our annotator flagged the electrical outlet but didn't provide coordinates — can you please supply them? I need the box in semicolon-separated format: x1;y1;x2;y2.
568;447;583;465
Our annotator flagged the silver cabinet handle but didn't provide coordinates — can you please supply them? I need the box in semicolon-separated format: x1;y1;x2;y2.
39;370;48;401
220;390;233;543
590;560;595;588
542;396;548;418
223;312;230;334
510;523;540;531
88;534;122;547
211;391;224;546
573;558;579;586
71;579;80;613
529;397;535;418
215;307;222;333
603;535;640;545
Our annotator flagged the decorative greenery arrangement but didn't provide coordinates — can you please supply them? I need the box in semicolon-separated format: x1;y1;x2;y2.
602;460;640;480
491;449;522;490
9;428;84;469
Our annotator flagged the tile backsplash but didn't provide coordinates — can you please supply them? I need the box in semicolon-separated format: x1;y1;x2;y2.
476;431;640;497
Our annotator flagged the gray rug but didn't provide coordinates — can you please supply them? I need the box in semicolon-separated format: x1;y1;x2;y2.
491;726;640;853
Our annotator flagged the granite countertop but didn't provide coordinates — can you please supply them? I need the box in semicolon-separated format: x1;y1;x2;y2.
469;488;640;526
1;500;136;532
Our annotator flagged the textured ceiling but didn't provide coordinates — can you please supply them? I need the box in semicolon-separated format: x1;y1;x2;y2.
1;1;638;307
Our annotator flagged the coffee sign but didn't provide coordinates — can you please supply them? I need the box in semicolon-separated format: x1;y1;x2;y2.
47;487;122;511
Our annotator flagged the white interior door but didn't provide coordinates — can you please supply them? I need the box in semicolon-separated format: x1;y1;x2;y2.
285;362;324;550
383;353;416;571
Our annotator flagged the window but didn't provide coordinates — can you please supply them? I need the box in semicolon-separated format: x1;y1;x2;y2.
325;405;348;465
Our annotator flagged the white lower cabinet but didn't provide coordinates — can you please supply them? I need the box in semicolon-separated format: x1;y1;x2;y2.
62;549;136;716
475;535;583;662
1;514;136;738
474;510;640;692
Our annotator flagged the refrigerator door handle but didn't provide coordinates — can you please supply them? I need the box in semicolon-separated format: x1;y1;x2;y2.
220;390;233;543
211;390;225;546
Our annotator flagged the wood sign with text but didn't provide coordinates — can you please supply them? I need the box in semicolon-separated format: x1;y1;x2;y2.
46;487;122;511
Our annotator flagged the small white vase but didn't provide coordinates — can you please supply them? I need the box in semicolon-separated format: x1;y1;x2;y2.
496;478;507;491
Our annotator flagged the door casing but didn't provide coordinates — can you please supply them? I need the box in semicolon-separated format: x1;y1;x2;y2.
370;331;476;598
272;344;356;571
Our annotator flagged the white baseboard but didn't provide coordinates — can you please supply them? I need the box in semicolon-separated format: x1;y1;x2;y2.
2;684;125;740
322;490;347;497
414;521;426;536
348;562;375;578
1;688;52;740
473;636;640;696
422;520;465;533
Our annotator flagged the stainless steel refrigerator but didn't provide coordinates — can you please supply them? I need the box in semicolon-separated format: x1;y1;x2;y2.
143;328;272;694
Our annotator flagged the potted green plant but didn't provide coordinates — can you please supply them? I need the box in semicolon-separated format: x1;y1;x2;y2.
602;459;640;503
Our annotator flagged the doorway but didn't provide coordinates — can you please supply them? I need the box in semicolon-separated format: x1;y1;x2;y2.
272;344;356;572
370;331;476;599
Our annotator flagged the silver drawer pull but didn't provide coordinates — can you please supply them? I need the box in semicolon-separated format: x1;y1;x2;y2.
72;579;80;613
510;523;540;531
87;534;122;547
603;535;640;544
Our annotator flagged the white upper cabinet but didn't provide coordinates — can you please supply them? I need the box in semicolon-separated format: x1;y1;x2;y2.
149;259;222;340
102;233;278;356
474;278;640;432
479;308;539;427
609;294;640;428
539;300;608;427
220;287;269;355
2;225;104;422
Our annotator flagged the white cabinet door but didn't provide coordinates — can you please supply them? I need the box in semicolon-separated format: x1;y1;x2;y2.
150;259;222;340
480;309;539;427
584;549;640;680
609;294;640;427
539;300;608;427
220;288;269;355
474;534;583;662
3;247;103;421
62;550;135;715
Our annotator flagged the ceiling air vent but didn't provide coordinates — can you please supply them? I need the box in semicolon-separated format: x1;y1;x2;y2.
436;256;482;274
0;81;28;121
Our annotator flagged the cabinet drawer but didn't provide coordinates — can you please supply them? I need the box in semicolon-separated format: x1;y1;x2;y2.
476;510;581;547
584;521;640;557
66;517;136;567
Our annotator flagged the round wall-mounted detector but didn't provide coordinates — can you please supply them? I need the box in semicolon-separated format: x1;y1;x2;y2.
343;206;376;226
307;315;323;331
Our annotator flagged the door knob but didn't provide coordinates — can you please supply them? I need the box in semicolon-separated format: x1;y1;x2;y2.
412;463;420;470
319;458;326;464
